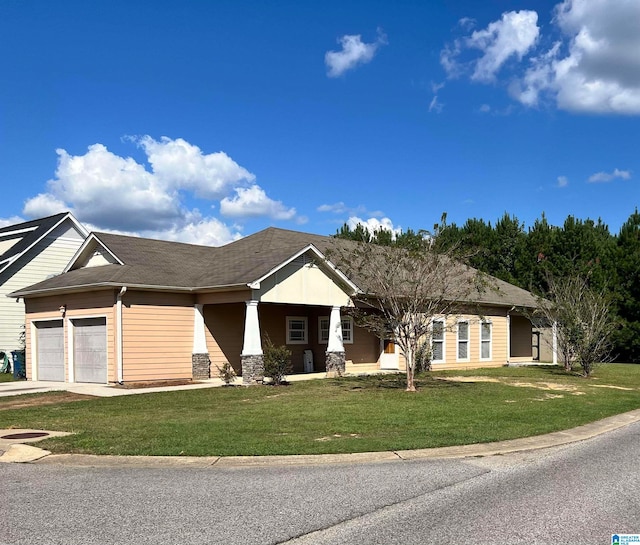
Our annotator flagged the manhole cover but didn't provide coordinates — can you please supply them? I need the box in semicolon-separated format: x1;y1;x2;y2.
1;432;49;440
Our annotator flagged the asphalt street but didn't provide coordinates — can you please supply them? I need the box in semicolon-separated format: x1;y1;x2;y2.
1;421;639;545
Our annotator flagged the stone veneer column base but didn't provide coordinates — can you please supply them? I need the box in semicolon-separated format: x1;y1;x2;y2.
241;354;264;385
192;353;211;380
325;351;346;377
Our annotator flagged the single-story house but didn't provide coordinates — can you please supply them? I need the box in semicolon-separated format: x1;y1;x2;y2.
0;213;88;360
10;227;543;384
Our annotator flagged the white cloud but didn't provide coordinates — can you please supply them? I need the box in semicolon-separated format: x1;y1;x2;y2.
557;175;569;187
587;168;632;183
467;11;540;82
220;185;296;220
317;202;348;214
325;30;387;78
144;216;243;246
346;216;401;237
445;1;640;115
428;95;443;113
458;17;477;32
442;11;539;82
0;215;26;228
134;136;255;199
22;137;298;245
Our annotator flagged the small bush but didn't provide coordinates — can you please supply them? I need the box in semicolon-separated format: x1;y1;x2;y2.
415;340;432;373
217;361;236;385
263;338;293;385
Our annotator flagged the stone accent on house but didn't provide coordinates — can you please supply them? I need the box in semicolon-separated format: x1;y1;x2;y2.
242;354;264;385
325;351;345;377
192;353;211;379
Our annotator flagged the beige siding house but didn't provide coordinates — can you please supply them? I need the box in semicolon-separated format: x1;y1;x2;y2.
11;227;541;384
0;213;88;364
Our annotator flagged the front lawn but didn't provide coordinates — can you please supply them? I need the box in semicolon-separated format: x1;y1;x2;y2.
0;364;639;456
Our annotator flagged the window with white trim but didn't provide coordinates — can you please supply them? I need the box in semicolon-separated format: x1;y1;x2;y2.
480;320;492;360
457;320;469;361
319;316;354;344
431;319;445;363
286;317;308;344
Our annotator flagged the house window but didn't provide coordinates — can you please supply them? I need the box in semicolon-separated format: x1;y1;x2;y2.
319;316;354;344
457;320;469;361
287;317;308;344
480;321;492;360
431;319;445;363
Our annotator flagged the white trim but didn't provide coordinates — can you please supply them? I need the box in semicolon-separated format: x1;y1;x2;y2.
30;320;38;381
286;316;308;344
456;319;470;362
480;320;492;361
116;287;127;383
63;232;123;273
506;313;511;364
247;244;359;295
0;225;38;238
431;318;446;364
552;320;558;365
0;213;88;273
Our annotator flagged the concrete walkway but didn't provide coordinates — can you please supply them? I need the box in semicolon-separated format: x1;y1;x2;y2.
0;372;332;398
2;408;640;467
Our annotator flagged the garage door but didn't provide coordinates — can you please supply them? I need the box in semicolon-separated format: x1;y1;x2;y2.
36;320;65;381
73;318;107;383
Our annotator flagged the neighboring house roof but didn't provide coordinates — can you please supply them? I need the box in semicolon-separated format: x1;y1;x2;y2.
9;226;538;309
0;212;89;277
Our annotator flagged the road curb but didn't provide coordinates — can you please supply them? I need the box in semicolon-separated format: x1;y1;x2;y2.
3;408;640;468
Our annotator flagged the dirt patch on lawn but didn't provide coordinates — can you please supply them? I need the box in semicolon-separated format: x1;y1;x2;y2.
438;376;585;394
0;392;94;410
112;379;200;389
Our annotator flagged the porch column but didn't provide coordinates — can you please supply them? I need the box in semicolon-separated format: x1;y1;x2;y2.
192;304;211;379
506;313;511;365
325;306;345;376
241;300;264;384
552;320;558;365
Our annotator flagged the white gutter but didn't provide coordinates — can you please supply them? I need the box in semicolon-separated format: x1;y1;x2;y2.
116;286;127;383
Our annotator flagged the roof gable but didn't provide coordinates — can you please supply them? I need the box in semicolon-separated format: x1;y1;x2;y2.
0;213;88;274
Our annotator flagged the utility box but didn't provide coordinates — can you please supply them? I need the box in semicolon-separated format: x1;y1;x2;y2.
303;349;314;373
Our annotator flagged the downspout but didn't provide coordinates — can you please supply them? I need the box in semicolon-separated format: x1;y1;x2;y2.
116;287;127;384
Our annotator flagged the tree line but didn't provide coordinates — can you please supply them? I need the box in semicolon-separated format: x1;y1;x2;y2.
335;209;640;363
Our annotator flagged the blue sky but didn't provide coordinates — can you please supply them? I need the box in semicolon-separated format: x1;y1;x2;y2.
1;0;638;244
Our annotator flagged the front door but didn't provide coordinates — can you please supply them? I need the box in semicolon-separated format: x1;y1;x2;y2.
380;339;399;370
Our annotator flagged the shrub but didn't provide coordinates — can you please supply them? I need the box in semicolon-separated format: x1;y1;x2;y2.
263;338;293;385
217;361;236;385
415;340;432;373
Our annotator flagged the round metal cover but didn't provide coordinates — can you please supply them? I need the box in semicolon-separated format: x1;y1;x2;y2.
1;432;49;440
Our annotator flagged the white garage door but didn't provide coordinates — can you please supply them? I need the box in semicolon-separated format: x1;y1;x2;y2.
73;317;107;383
36;320;65;381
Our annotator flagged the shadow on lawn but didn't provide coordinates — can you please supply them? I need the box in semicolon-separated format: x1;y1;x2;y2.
328;374;467;391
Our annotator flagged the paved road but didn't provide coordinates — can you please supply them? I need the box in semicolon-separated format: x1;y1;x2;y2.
1;422;639;545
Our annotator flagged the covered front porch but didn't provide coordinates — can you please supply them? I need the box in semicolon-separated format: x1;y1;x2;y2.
193;300;382;384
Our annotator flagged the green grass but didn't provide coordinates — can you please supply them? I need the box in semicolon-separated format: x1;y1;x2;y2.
1;364;639;457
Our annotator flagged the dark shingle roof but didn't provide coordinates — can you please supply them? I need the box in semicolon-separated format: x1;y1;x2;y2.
10;226;538;308
0;213;71;272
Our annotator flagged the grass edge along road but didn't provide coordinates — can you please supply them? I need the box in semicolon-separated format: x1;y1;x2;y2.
0;364;639;457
